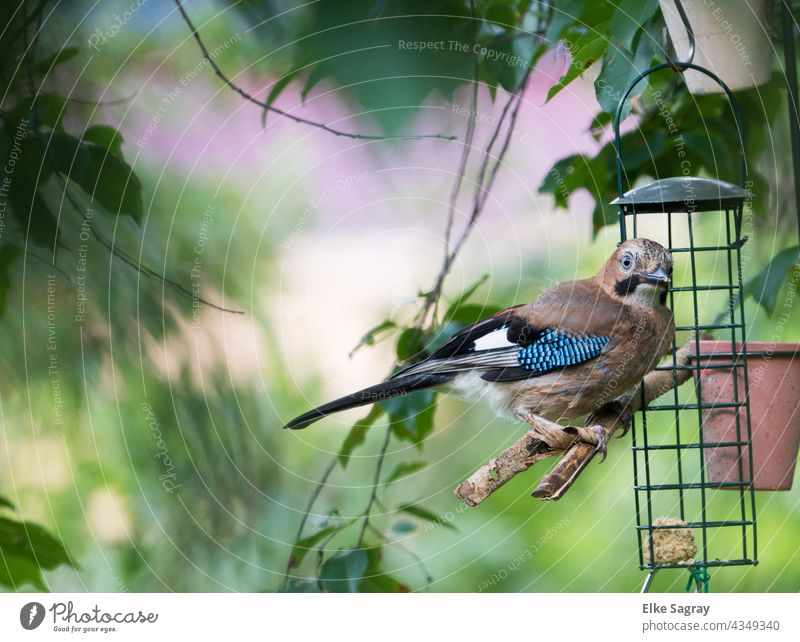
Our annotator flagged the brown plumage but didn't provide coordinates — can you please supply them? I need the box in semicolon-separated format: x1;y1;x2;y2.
285;238;675;442
475;239;675;421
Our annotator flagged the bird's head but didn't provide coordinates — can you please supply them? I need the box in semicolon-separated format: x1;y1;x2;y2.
599;238;672;307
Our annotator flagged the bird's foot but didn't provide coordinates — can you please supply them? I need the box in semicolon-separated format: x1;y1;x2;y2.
589;425;607;463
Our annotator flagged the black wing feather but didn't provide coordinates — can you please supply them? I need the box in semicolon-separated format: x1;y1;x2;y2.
429;306;524;359
479;366;536;382
394;307;609;383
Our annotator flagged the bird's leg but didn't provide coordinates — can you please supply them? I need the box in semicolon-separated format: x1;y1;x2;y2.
516;412;608;462
516;412;578;451
558;424;608;463
587;425;608;462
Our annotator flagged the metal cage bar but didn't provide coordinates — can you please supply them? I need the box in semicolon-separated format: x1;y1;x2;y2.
620;205;758;579
613;0;758;588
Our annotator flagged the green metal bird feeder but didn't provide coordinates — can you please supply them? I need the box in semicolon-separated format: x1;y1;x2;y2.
612;1;757;592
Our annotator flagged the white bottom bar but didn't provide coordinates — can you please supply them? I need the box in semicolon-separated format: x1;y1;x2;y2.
1;593;798;641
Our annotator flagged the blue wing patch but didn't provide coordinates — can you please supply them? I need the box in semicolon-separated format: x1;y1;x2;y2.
516;329;609;373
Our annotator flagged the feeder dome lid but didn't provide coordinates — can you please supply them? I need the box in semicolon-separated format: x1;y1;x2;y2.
611;177;747;213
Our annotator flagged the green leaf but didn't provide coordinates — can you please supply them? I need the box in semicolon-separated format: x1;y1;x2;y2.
0;554;47;591
395;327;427;362
608;0;659;50
72;145;143;223
83;125;124;157
592;199;614;235
319;548;369;593
485;2;519;27
289;526;338;568
359;572;410;592
543;0;591;43
349;319;397;357
390;520;416;535
0;516;76;570
445;274;489;308
445;303;503;327
5;94;67;131
381;389;436;446
443;274;493;325
397;504;455;530
49;131;91;179
34;47;80;74
357;544;411;592
547;30;610;102
384;460;426;484
745;246;800;316
0;495;14;510
280;579;321;593
538;153;584;208
481;31;536;93
262;69;303;126
423;320;463;355
26;193;60;250
589;110;613;139
0;247;21;316
338;405;384;468
300;66;327;102
2;134;58;250
596;15;657;116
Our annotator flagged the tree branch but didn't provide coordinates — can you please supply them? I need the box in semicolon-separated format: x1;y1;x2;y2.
455;337;698;505
173;0;455;142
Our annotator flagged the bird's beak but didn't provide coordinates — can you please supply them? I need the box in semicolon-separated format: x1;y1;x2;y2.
639;266;670;287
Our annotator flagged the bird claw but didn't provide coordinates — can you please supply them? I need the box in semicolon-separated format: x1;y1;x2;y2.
590;425;607;463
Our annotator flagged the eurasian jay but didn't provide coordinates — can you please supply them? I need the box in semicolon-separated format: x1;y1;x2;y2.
285;238;675;454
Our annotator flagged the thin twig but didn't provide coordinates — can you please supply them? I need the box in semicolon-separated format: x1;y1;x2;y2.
366;522;433;589
173;0;455;142
280;455;338;589
415;69;532;330
283;3;547;581
442;0;480;256
22;17;242;321
55;172;242;315
356;426;392;547
89;222;243;315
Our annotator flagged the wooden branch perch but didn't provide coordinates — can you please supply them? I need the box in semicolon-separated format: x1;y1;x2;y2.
455;337;698;506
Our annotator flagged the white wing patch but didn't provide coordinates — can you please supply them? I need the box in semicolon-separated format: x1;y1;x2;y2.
471;325;514;351
392;322;519;378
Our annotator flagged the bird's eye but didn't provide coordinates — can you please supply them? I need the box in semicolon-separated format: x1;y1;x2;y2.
620;254;633;271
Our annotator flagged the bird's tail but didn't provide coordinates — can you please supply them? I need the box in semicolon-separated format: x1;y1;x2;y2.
284;372;451;430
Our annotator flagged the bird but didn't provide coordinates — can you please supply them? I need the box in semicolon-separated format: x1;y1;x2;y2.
285;238;675;455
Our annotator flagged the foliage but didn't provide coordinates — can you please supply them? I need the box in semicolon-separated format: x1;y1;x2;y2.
268;0;800;593
746;245;800;316
0;496;75;591
0;0;798;596
533;2;798;306
0;0;235;325
255;0;547;132
0;47;141;266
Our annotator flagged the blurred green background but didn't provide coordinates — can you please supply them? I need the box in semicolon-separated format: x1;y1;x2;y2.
0;0;798;593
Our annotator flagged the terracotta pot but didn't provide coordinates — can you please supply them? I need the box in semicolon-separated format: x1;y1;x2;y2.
659;0;772;94
692;341;800;491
